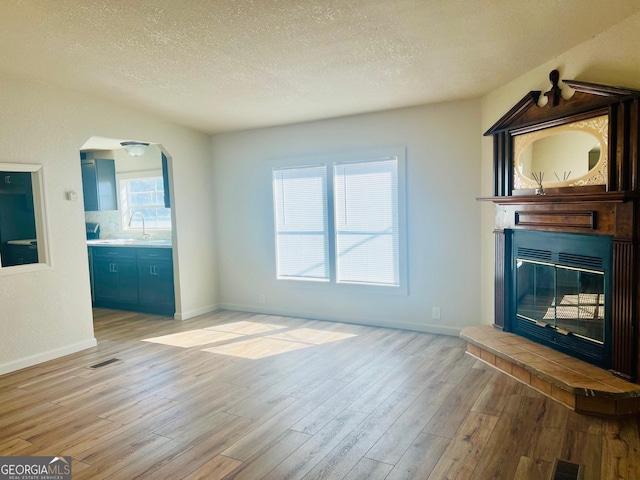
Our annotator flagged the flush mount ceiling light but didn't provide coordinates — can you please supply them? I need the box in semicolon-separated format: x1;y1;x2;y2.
120;141;149;157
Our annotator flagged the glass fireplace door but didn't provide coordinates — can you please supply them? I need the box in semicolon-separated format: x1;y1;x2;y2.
516;259;605;344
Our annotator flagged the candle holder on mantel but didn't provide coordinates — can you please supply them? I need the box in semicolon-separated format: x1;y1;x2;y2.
531;171;545;195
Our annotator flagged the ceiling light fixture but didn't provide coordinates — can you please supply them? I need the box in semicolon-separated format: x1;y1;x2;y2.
120;141;149;157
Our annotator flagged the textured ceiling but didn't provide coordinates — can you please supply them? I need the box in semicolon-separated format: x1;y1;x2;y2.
1;0;639;134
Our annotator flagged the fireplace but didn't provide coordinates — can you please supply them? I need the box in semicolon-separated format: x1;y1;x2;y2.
510;230;611;369
480;71;640;383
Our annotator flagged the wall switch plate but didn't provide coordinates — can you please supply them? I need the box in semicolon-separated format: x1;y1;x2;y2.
432;307;441;320
259;294;266;304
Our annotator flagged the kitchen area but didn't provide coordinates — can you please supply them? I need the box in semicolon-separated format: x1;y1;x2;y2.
82;139;175;316
0;171;39;267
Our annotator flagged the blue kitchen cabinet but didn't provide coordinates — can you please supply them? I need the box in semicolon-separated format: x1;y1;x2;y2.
137;248;175;313
89;246;174;315
81;158;117;211
91;247;138;305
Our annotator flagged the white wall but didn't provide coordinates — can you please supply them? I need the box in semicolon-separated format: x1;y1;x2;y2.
0;71;216;374
212;99;481;334
480;11;640;325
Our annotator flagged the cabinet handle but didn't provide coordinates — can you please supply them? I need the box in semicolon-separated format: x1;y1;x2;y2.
5;175;11;184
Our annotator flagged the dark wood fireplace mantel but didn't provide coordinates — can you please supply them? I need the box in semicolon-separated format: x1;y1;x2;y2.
479;71;640;384
479;191;640;204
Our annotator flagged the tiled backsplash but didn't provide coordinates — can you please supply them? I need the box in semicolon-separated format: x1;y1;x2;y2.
85;211;172;241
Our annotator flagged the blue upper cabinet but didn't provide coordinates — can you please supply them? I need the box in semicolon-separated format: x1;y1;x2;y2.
81;158;117;211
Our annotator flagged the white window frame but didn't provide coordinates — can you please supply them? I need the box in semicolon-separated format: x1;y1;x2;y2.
0;163;52;275
271;147;407;295
118;170;172;232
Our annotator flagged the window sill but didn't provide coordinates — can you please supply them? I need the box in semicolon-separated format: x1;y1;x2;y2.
0;263;51;276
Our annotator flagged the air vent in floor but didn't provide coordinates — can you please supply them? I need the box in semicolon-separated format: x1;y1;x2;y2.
88;358;120;369
553;459;581;480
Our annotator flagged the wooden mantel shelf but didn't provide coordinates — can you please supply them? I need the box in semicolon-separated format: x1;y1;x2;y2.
477;191;639;205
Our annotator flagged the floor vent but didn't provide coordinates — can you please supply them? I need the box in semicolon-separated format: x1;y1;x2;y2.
553;459;581;480
88;358;120;369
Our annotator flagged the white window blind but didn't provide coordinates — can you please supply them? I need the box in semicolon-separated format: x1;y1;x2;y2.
273;165;329;281
334;158;399;286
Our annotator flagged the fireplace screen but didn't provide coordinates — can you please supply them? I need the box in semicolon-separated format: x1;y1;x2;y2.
516;259;605;344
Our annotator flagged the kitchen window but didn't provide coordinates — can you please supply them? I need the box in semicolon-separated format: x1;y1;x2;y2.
272;147;406;293
120;174;171;230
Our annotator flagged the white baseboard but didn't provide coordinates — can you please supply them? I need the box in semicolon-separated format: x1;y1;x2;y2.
174;304;220;321
218;303;463;337
0;337;98;376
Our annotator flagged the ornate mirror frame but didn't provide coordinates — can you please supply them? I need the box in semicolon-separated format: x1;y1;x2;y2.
485;70;640;197
513;114;608;190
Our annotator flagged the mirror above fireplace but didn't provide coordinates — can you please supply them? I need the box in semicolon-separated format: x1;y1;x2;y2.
484;69;640;197
513;114;608;190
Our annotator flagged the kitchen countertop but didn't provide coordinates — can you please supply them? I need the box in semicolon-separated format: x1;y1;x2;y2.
87;239;172;248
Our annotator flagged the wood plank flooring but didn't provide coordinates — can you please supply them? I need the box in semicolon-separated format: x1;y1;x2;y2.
1;308;639;479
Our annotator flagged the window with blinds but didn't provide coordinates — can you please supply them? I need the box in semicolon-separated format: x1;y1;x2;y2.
334;158;399;286
273;165;329;281
272;149;405;291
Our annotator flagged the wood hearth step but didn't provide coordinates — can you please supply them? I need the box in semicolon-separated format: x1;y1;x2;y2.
460;325;640;418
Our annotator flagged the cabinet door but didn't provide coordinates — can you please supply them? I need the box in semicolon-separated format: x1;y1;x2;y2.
116;260;138;304
92;258;120;302
81;160;99;211
96;159;117;210
88;248;94;303
137;261;174;308
81;159;117;211
93;258;138;305
161;153;171;208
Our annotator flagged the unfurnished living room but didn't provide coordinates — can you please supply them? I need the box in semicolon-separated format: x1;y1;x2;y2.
1;1;640;479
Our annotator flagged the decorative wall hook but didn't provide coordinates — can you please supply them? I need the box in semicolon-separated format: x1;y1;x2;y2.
544;70;563;107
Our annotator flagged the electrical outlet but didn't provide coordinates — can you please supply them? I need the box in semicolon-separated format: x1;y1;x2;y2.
432;307;441;321
259;294;266;304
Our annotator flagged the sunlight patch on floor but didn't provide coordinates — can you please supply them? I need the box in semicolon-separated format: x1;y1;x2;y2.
201;337;310;359
142;323;358;359
204;321;287;335
143;329;244;348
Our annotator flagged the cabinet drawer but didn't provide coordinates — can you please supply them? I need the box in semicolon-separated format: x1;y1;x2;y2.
136;248;172;261
90;246;137;260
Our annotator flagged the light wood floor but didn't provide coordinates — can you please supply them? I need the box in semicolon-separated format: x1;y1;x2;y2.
0;309;638;479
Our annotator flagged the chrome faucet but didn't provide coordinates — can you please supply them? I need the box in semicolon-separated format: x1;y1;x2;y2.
128;211;150;240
